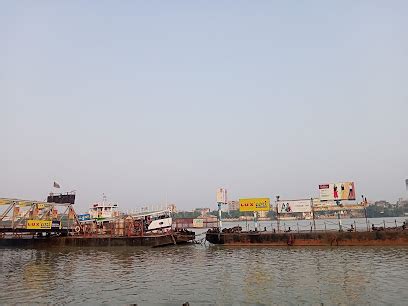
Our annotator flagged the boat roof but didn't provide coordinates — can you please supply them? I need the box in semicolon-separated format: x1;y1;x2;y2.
91;203;118;208
131;209;171;218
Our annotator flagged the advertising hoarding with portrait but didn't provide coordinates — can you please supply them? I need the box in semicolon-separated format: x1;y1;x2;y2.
277;199;312;214
319;182;356;201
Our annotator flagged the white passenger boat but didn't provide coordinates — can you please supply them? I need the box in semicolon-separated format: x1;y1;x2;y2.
80;196;173;233
131;209;172;233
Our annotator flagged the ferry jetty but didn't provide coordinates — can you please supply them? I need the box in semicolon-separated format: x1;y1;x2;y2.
206;225;408;246
0;193;195;248
207;187;408;246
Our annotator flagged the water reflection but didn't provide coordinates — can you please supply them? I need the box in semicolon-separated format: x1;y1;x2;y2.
1;245;408;304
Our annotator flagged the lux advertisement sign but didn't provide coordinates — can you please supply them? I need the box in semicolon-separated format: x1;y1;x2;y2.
27;220;52;229
239;198;270;212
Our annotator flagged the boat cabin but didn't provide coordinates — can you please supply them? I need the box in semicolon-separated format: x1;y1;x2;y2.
132;209;172;233
89;202;119;220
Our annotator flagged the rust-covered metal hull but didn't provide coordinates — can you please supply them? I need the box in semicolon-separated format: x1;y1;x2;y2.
206;230;408;246
0;231;195;248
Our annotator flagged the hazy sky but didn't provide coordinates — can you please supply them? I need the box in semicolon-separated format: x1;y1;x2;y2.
1;1;407;212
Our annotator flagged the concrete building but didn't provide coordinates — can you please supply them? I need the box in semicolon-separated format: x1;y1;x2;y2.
195;208;211;216
258;210;269;218
228;200;240;211
167;204;177;213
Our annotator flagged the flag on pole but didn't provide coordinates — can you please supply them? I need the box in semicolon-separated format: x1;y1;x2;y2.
53;181;61;188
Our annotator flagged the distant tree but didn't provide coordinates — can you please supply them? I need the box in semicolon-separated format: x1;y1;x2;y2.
209;210;218;217
173;211;201;218
267;210;277;219
366;205;405;218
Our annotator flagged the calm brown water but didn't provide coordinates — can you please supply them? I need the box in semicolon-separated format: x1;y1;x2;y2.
1;244;408;305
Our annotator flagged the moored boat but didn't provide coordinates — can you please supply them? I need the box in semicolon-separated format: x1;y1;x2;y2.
206;227;408;246
0;194;195;248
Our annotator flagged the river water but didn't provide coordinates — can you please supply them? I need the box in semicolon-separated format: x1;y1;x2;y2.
1;218;408;305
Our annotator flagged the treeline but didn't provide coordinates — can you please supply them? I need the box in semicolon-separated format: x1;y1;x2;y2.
366;205;407;218
174;206;408;219
173;210;277;219
221;210;277;219
173;211;202;218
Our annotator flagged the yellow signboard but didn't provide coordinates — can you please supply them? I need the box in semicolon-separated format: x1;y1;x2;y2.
239;198;270;212
0;199;11;205
37;203;45;209
27;220;52;230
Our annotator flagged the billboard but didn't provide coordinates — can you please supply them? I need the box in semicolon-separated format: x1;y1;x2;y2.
239;198;270;212
216;188;227;204
47;193;75;204
192;218;204;228
77;214;91;222
311;198;336;207
27;220;52;230
319;182;356;201
277;199;312;214
51;221;61;229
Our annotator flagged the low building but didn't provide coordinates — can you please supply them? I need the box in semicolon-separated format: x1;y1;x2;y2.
396;198;408;207
228;200;240;211
258;210;269;218
195;208;211;216
167;204;177;213
374;201;392;208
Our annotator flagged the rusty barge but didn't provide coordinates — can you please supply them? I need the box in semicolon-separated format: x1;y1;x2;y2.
206;228;408;246
0;194;195;248
0;231;195;248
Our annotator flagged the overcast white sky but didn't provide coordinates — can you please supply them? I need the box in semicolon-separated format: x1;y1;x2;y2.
1;1;407;212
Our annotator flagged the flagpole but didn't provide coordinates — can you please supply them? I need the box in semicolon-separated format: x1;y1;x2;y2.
52;181;61;195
